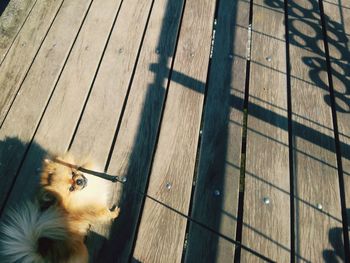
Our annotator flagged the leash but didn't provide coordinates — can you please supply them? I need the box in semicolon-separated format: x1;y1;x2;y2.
52;158;276;262
51;158;127;183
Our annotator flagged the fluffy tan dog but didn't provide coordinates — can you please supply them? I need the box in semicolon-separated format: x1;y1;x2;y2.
0;153;119;263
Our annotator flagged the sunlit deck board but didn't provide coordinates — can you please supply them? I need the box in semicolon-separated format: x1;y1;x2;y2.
2;0;122;208
68;0;155;260
323;0;350;255
242;0;290;261
0;0;36;63
288;0;344;261
0;0;64;123
0;0;93;210
132;0;216;261
184;0;249;261
97;0;184;261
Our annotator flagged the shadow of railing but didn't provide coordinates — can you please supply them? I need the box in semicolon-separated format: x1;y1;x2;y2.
264;0;350;111
264;0;350;261
97;0;349;261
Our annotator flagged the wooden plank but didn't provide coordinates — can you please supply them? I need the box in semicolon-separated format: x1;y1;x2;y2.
242;0;290;261
323;0;350;257
92;1;185;261
288;0;344;261
184;0;249;261
132;0;216;261
0;0;64;124
0;0;37;63
69;0;154;167
66;0;155;260
92;0;185;261
2;0;121;209
0;0;93;210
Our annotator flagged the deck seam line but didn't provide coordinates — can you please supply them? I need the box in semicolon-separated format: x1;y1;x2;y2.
284;0;295;262
233;0;253;261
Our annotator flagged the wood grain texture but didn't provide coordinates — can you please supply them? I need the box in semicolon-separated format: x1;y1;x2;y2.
0;0;64;124
0;0;93;211
185;0;249;262
67;0;155;260
288;0;344;261
2;0;121;209
96;0;184;261
323;0;350;258
0;0;36;63
69;0;154;167
132;0;216;261
242;0;290;261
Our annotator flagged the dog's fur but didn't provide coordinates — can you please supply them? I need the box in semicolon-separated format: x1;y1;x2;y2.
0;153;119;263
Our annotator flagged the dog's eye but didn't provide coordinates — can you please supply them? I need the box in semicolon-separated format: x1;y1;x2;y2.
69;186;75;192
76;179;83;186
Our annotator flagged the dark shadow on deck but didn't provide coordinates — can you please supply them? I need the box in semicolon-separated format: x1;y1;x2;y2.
0;137;47;216
0;0;10;16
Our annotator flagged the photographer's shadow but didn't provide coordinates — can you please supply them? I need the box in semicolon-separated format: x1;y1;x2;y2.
0;136;47;215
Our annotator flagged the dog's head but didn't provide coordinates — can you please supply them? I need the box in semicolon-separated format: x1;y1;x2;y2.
40;153;96;208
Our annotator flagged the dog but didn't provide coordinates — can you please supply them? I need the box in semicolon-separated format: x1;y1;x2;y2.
0;153;119;263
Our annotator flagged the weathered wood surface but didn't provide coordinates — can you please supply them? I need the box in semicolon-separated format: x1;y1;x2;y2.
69;0;153;166
97;0;184;261
0;0;93;211
3;0;121;209
323;0;350;257
0;0;64;124
242;0;290;261
0;0;349;261
132;0;216;261
68;0;155;260
185;0;249;261
288;0;344;261
0;0;37;63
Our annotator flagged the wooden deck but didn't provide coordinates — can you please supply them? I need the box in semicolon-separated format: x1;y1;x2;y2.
0;0;349;262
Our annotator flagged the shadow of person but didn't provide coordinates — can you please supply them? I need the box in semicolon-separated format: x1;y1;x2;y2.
0;137;47;215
